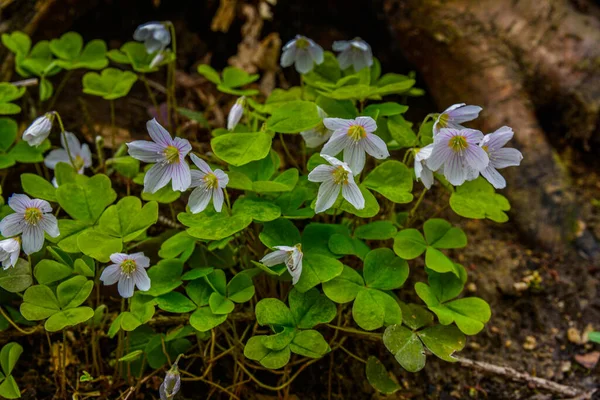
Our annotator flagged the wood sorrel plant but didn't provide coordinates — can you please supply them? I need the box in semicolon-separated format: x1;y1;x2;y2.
0;28;523;397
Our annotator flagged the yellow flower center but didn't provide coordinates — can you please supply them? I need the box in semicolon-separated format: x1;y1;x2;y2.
73;155;85;170
24;207;42;225
296;38;309;49
163;145;180;164
203;173;218;189
437;113;449;128
481;145;489;153
120;259;137;274
331;166;349;185
347;125;366;141
315;122;329;136
448;135;468;152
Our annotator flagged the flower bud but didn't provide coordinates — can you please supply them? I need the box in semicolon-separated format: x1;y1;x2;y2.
159;361;181;400
23;112;54;147
227;96;245;131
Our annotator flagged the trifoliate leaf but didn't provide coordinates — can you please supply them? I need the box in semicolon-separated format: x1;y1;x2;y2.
450;177;510;222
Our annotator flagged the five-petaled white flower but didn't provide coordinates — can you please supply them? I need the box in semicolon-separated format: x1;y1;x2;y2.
134;22;171;54
100;252;151;298
332;38;373;72
479;126;523;189
300;106;332;148
308;154;364;213
321;116;389;174
0;237;20;270
280;35;324;74
260;244;303;285
433;103;482;135
188;154;229;214
0;194;59;255
44;131;92;176
23;113;54;147
127;119;192;193
414;144;435;189
427;128;489;186
227;96;245;131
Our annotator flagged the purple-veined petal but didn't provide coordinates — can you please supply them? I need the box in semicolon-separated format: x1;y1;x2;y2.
443;154;467;186
22;225;44;255
461;128;484;145
80;144;93;168
131;252;150;268
118;276;135;298
416;144;434;162
288;250;303;285
39;214;60;238
146;118;173;147
295;49;313;74
420;165;434;189
110;253;129;264
426;142;453;171
280;47;296;67
308;165;335;182
342;180;365;210
133;268;151;291
315;180;340;213
0;214;24;239
8;248;19;269
227;101;244;131
144;163;172;194
190;170;206;188
343;143;366;174
214;170;229;187
173;137;192;158
190;153;212;174
212;188;224;212
127;140;164;163
492;148;523;169
463;144;489;171
188;186;212;214
100;264;121;285
274;245;296;252
482;126;514;150
260;250;289;266
60;132;82;155
362;133;389;159
355;117;377;133
8;194;32;213
323;118;352;131
448;105;482;123
44;149;70;169
30;199;52;213
321;131;351;157
171;162;191;192
481;165;506;189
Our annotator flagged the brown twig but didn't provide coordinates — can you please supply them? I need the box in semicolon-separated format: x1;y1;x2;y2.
456;357;593;399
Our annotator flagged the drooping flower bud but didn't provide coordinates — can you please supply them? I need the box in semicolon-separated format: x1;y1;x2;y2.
227;96;245;131
159;358;181;400
23;112;54;147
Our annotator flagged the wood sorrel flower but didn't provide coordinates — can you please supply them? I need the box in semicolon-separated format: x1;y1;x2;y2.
159;359;181;400
479;126;523;189
433;103;482;135
260;244;303;284
308;154;364;213
134;22;171;54
427;128;489;186
332;38;373;72
280;35;324;74
127;119;192;193
0;237;20;270
44;131;92;174
23;113;54;147
227;96;245;131
300;106;332;148
414;144;435;189
188;154;229;214
100;252;151;298
0;194;59;255
321;116;389;174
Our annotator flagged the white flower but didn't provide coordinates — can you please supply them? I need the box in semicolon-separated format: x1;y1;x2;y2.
99;252;151;298
44;131;92;175
479;126;523;189
280;35;324;74
149;52;165;69
332;38;373;72
133;22;171;54
308;154;364;213
414;144;434;189
0;194;59;255
0;237;20;270
188;154;229;214
321;116;389;174
300;107;332;148
23;113;54;147
159;361;181;400
127;119;192;193
427;128;489;186
227;97;245;131
433;103;482;135
260;244;303;285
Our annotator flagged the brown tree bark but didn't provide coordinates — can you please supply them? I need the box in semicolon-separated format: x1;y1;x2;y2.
383;0;600;254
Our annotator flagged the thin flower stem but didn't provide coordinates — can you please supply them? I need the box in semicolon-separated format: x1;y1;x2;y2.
166;21;178;132
279;133;301;170
224;190;232;216
0;307;38;334
407;188;427;226
53;112;76;169
324;324;382;340
139;73;159;111
110;99;116;155
339;345;367;364
48;70;73;111
300;75;305;100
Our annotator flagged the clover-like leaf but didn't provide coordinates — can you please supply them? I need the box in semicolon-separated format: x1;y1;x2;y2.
0;258;32;293
322;265;364;303
259;218;301;249
266;101;322;133
417;324;465;362
423;219;467;249
82;68;138;100
366;356;401;395
363;248;408;291
21;173;57;202
97;196;158;242
179;211;252;241
144;259;184;297
294;253;343;293
244;336;291;369
288;288;336;329
355;221;397;240
352;288;402;331
383;324;426;372
450;177;511;222
289;329;330;358
50;32;108;70
211;132;273;167
0;84;25;115
363;160;413;203
232;196;281;222
56;174;117;224
0;342;23;377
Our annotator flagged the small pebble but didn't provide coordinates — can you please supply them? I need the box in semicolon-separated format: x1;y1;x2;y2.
523;336;537;350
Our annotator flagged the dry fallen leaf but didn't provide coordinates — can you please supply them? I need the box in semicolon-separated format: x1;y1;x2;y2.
574;351;600;369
